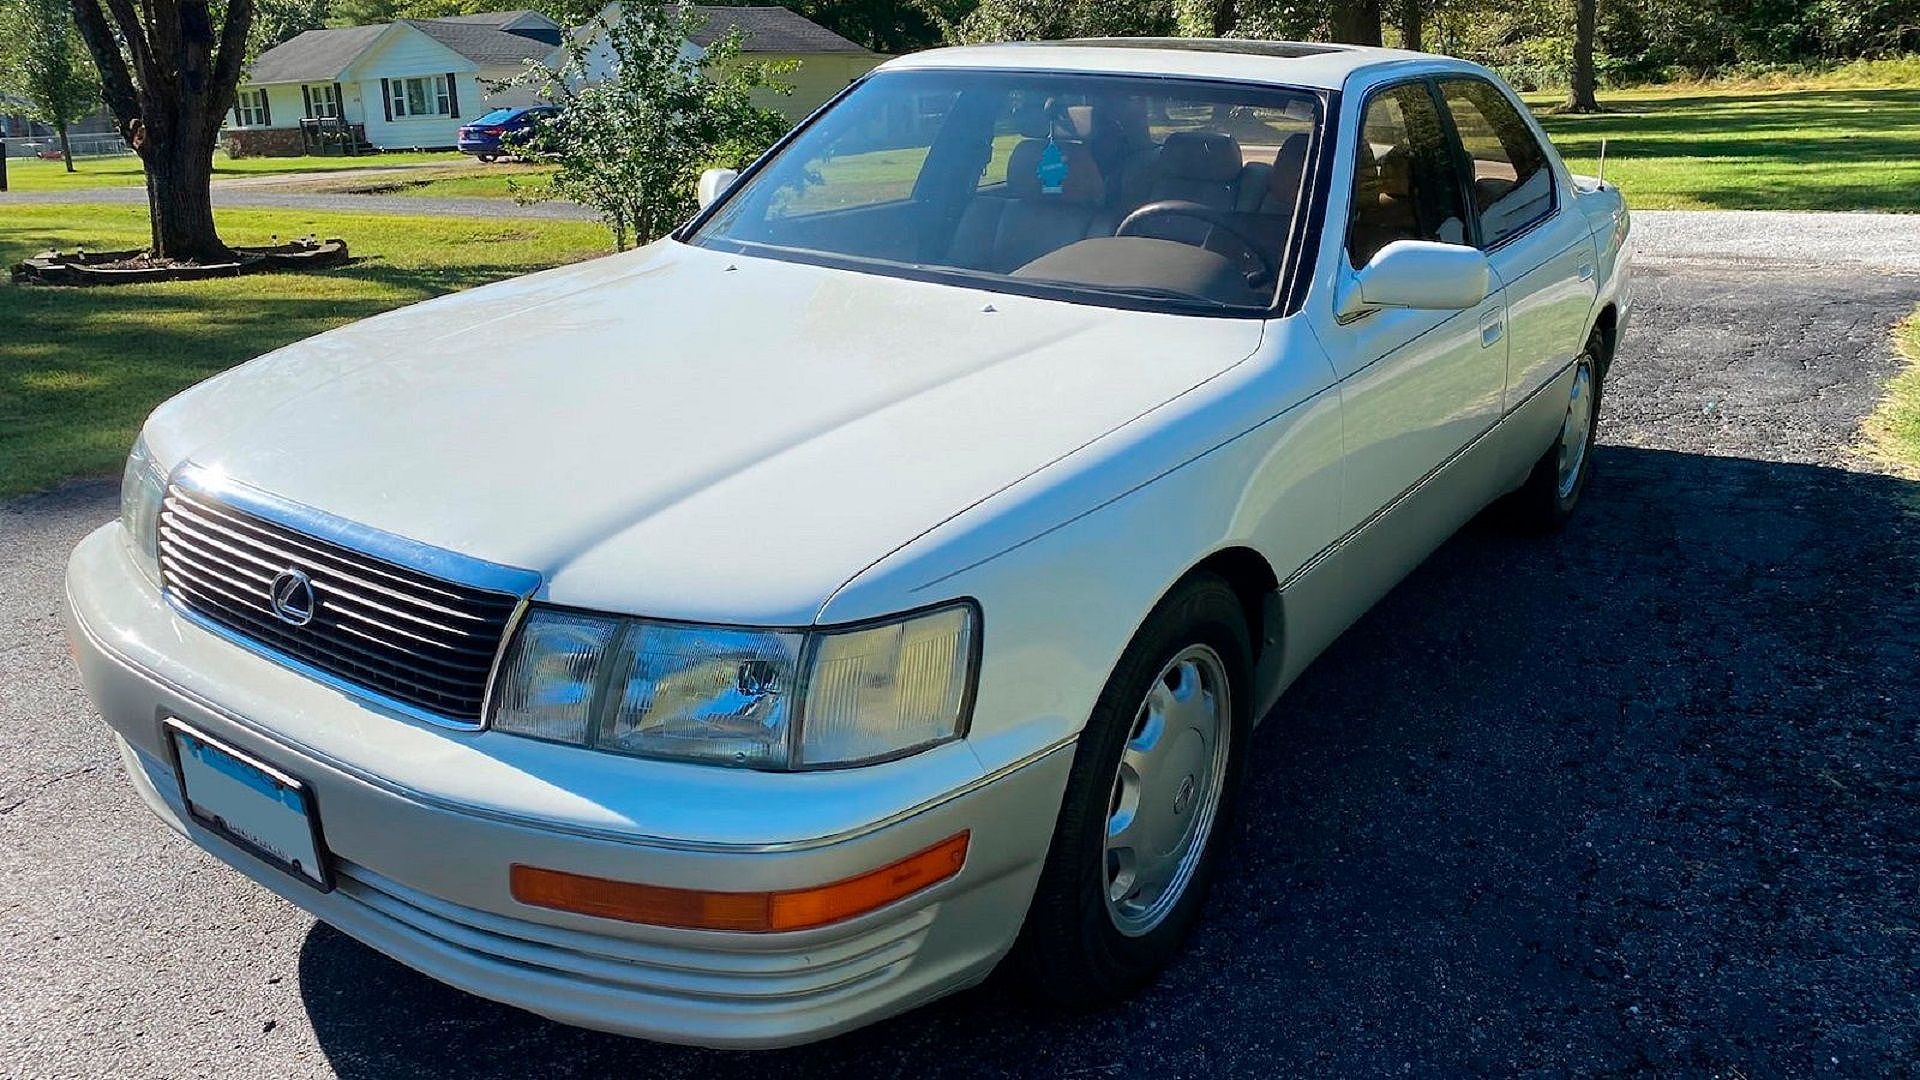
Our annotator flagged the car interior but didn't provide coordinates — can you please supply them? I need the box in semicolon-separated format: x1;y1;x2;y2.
696;76;1324;311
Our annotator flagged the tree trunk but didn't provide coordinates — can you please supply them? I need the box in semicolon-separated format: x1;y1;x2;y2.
70;0;253;263
144;127;225;261
1211;0;1237;37
1400;0;1423;52
1567;0;1600;112
1330;0;1384;46
58;124;74;171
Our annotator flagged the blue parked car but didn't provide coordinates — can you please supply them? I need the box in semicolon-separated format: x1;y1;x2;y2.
457;106;558;162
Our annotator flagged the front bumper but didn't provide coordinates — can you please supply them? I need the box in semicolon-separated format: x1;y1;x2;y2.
64;524;1072;1048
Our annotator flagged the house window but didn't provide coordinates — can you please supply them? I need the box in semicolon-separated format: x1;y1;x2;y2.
234;89;270;128
391;76;452;118
305;83;341;120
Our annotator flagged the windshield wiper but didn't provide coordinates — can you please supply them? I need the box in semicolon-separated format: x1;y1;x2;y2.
1023;280;1246;310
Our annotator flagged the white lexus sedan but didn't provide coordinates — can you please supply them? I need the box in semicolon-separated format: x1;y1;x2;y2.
66;40;1631;1048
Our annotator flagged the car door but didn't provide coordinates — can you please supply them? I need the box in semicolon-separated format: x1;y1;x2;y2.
1434;77;1600;461
1311;79;1509;608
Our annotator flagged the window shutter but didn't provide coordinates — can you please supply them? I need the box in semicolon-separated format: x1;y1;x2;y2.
334;83;345;120
302;84;313;118
381;79;393;121
445;73;460;117
260;90;271;126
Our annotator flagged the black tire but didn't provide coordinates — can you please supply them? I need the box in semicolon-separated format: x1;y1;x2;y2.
1010;572;1252;1008
1504;328;1605;532
477;153;497;164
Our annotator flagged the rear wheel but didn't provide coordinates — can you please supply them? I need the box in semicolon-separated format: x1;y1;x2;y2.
1011;573;1251;1007
1505;329;1604;531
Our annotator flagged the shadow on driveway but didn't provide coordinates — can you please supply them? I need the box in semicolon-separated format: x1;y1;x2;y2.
297;445;1920;1077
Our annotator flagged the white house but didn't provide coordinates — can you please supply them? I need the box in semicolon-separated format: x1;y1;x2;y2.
569;5;882;121
229;10;562;155
230;5;881;155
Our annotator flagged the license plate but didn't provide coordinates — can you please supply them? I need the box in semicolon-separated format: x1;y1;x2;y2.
167;721;331;890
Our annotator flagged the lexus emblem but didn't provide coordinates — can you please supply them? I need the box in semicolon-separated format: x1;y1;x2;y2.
268;568;317;627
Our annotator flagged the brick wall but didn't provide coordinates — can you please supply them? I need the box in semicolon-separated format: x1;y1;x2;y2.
224;124;366;158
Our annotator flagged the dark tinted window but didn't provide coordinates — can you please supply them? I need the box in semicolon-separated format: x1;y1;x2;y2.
1438;78;1555;246
1347;82;1469;268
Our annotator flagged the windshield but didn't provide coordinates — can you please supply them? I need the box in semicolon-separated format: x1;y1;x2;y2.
690;69;1324;315
472;108;517;124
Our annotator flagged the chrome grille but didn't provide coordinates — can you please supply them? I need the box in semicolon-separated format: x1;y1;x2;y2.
156;482;525;723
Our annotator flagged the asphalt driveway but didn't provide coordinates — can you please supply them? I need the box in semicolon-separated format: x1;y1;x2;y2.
2;215;1917;1077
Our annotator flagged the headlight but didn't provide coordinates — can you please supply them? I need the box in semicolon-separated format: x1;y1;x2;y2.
120;435;165;582
489;603;977;770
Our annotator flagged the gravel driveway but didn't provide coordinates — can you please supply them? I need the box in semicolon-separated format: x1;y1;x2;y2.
2;211;1917;1078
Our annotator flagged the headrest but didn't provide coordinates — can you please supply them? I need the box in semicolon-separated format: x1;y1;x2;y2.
1060;105;1098;140
1005;138;1106;203
1158;131;1243;182
1376;146;1414;194
1268;133;1310;202
1012;107;1052;139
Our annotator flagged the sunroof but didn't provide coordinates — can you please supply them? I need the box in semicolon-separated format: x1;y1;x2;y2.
1041;38;1346;59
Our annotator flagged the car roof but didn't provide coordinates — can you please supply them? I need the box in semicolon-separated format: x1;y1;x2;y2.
880;39;1476;92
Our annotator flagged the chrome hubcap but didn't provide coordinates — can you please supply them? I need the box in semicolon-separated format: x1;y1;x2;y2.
1556;360;1596;500
1103;644;1231;937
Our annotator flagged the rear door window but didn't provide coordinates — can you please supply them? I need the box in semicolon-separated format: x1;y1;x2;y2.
1436;78;1555;247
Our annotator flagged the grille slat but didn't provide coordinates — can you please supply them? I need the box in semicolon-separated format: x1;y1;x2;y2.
157;484;526;723
162;513;505;651
160;564;496;706
166;495;510;622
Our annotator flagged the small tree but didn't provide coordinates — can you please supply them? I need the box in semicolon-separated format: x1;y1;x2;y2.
70;0;254;261
512;3;792;251
0;0;102;172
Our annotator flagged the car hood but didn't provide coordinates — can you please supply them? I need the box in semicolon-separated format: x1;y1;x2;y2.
151;241;1265;624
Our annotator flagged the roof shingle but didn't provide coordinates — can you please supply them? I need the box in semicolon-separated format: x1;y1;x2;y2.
684;6;868;53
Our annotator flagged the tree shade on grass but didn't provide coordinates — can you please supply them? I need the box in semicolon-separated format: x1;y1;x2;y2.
0;204;609;496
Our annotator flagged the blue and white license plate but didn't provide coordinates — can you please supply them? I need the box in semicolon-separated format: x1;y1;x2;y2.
168;721;331;890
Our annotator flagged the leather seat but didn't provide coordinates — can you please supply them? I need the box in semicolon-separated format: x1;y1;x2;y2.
945;139;1113;274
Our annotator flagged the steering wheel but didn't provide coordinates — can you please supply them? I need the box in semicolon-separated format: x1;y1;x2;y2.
1116;199;1277;283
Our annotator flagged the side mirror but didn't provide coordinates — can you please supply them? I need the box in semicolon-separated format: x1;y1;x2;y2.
696;167;739;210
1337;240;1490;318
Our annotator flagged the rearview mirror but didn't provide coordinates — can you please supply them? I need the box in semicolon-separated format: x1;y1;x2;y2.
696;167;739;210
1338;240;1490;318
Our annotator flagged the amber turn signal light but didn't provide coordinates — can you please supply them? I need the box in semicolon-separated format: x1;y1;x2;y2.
510;831;970;932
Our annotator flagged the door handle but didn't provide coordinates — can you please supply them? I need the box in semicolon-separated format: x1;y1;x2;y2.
1481;321;1504;347
1578;262;1596;281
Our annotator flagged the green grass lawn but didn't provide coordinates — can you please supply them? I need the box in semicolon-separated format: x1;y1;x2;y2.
0;150;471;193
0;203;608;496
1864;308;1920;476
1524;65;1920;211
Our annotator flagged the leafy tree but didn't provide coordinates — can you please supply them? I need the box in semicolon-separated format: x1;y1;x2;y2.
0;0;102;171
71;0;253;260
790;0;968;52
509;2;793;250
951;0;1176;43
251;0;331;57
327;0;490;26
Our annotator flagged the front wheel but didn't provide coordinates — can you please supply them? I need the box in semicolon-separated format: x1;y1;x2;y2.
1010;573;1251;1007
